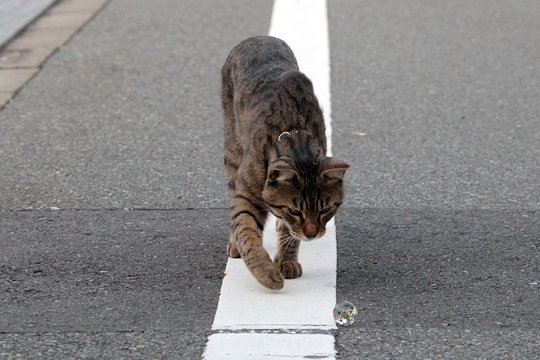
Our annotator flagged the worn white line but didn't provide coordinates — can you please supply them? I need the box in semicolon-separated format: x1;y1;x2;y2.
204;0;335;358
204;334;335;360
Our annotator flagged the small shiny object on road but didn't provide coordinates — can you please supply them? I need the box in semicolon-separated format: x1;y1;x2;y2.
333;301;357;326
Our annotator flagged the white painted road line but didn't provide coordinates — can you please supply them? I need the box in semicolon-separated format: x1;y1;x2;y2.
210;215;336;332
204;0;336;358
269;0;333;156
204;334;335;360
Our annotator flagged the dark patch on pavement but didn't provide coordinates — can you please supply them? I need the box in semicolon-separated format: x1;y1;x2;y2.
0;209;229;357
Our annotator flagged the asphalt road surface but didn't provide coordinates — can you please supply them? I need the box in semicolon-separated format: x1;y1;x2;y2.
1;0;539;359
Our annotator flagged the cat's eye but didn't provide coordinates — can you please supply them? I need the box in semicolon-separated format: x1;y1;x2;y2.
289;208;302;216
320;207;331;214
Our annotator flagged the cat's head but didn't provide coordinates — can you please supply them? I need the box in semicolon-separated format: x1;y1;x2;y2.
262;155;349;241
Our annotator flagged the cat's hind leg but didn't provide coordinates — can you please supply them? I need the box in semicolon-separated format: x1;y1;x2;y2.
224;140;243;258
274;219;303;279
224;140;242;258
222;64;243;259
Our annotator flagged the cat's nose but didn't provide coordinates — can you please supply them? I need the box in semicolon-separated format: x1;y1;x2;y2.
303;221;318;239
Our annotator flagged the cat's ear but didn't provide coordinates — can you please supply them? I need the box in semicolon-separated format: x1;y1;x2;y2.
319;157;350;183
268;159;298;184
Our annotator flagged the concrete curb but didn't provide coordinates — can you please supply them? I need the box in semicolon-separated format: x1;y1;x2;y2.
0;0;110;110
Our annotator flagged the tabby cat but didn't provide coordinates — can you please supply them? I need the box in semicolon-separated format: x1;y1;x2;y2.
221;36;349;290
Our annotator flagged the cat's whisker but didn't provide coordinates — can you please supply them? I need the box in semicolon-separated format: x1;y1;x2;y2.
277;233;292;241
282;236;295;262
276;235;294;263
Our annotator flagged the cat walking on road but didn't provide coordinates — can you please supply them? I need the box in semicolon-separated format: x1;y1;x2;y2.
221;36;349;290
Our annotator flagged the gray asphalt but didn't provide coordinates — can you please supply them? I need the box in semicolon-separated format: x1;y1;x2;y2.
1;0;271;358
330;0;540;210
1;0;539;359
0;0;272;210
335;209;538;358
1;209;227;358
330;0;539;358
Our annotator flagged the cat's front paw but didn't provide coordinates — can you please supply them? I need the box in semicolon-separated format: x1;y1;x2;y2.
279;260;303;279
250;262;284;290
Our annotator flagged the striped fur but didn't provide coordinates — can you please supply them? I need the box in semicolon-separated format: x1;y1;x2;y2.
222;36;349;290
